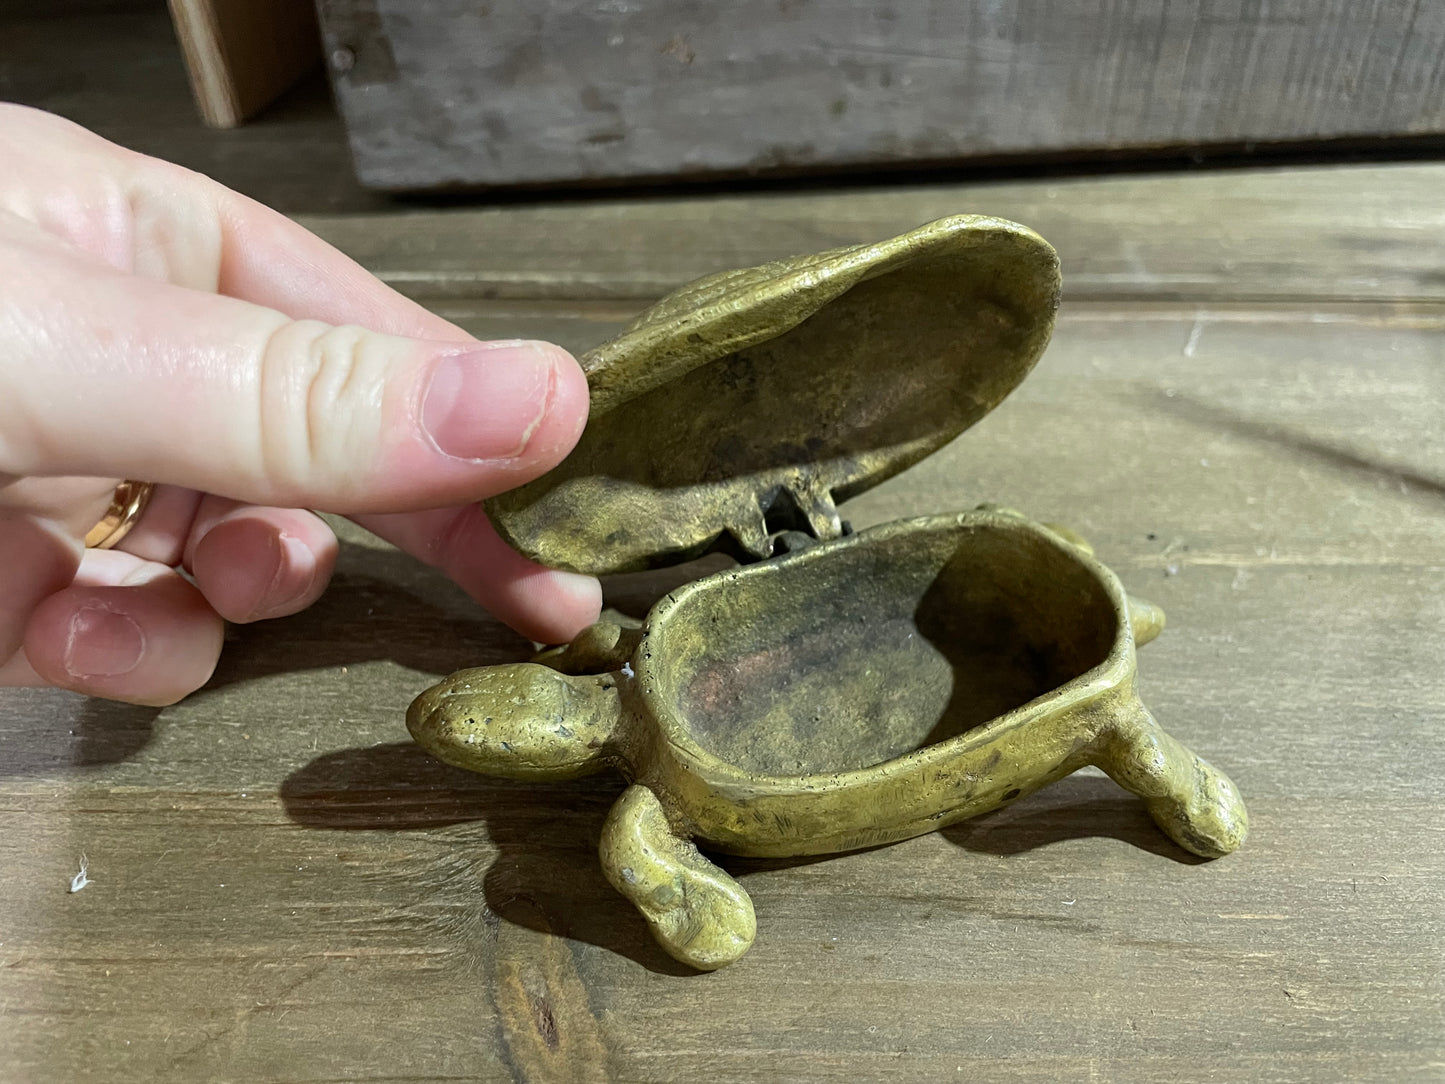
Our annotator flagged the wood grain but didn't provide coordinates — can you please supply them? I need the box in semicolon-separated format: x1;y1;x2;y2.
298;163;1445;305
2;298;1442;1081
316;0;1445;189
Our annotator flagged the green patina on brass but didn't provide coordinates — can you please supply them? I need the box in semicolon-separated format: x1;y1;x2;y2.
407;216;1248;971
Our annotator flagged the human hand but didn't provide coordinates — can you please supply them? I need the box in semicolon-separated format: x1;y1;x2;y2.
0;104;601;705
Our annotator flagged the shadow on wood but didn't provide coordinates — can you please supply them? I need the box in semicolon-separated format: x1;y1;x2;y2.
278;742;1206;976
941;772;1209;864
0;698;162;779
205;544;537;690
277;740;697;974
1138;387;1445;501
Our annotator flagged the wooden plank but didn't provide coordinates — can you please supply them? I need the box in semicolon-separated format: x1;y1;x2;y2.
299;163;1445;304
2;302;1442;1082
316;0;1445;189
0;785;1441;1083
167;0;321;129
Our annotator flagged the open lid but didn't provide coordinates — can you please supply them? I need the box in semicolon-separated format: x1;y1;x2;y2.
486;215;1060;575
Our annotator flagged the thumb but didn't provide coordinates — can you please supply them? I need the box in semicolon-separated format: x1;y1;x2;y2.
0;241;588;514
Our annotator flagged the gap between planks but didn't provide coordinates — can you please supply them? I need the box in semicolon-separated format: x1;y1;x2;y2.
419;296;1445;327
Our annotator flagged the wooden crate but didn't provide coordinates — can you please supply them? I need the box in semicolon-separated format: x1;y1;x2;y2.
316;0;1445;190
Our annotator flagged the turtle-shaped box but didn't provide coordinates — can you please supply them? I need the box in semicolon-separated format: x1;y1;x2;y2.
407;216;1248;970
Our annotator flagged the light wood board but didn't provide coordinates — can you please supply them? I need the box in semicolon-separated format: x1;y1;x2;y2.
167;0;320;129
298;162;1445;305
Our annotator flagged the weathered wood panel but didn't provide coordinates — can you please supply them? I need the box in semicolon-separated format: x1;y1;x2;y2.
317;0;1445;189
3;301;1443;1082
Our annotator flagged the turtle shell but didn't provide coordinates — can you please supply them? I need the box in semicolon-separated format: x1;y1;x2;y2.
485;216;1060;575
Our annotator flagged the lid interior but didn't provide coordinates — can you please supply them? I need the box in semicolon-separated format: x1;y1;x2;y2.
486;216;1060;576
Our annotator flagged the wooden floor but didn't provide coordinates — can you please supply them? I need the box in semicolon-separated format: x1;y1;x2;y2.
3;5;1444;1083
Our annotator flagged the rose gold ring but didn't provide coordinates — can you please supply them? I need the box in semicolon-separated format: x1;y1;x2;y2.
84;481;156;550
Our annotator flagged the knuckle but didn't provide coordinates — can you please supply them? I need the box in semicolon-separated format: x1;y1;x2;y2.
254;320;394;503
123;174;224;290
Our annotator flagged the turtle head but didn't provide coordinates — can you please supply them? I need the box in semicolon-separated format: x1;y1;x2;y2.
406;663;623;781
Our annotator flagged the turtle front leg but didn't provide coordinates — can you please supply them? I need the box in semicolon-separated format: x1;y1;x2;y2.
1126;596;1166;646
532;612;644;674
599;785;756;970
1095;700;1248;858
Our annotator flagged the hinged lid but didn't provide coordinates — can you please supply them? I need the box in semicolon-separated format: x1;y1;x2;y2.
486;215;1060;575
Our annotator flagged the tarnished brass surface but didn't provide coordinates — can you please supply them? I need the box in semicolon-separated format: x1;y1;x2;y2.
408;218;1248;971
486;215;1059;575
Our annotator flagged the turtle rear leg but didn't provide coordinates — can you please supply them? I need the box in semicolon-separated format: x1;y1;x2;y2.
1096;701;1248;858
599;785;756;970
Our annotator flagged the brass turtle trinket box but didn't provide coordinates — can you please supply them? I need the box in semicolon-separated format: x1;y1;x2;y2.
407;216;1248;970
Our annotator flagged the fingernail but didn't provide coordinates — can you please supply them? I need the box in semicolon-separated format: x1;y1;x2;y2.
64;605;145;679
251;533;318;621
421;344;557;461
193;522;316;623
